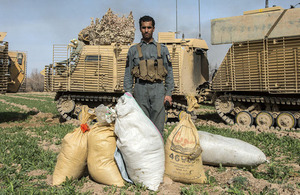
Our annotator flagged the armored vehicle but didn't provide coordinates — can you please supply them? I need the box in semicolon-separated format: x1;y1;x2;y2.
206;6;300;129
0;32;27;93
0;32;9;93
45;32;209;120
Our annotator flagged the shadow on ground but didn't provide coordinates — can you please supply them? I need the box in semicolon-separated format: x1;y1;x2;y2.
197;112;225;123
0;111;39;123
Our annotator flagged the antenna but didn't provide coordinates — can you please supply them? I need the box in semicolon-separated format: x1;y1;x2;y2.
198;0;201;38
291;2;300;8
265;0;269;8
176;0;178;38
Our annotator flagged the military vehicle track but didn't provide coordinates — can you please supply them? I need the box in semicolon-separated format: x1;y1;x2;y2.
215;94;300;129
56;94;190;122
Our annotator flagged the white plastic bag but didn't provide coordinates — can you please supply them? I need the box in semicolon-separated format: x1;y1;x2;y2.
198;131;267;166
95;104;116;124
114;92;164;191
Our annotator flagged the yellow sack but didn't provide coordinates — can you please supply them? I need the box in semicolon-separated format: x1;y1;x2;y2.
53;106;93;185
165;96;207;183
87;122;124;187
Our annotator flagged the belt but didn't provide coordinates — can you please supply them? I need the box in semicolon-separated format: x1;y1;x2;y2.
135;78;163;84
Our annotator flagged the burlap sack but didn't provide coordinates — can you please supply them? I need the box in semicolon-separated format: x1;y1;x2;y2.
52;106;93;185
165;96;207;183
87;122;124;186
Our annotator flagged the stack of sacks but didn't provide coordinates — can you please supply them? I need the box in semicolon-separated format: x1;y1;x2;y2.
53;105;125;187
53;93;167;191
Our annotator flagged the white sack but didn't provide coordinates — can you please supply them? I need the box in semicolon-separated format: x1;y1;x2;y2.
198;131;267;167
114;92;164;191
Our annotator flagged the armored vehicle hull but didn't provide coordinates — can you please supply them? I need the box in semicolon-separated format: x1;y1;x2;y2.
45;32;209;121
0;32;26;94
210;7;300;129
0;39;9;94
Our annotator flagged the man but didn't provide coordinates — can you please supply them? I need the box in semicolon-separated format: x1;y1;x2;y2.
124;15;174;135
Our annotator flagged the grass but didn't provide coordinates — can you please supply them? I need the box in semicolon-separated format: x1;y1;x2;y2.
0;101;38;123
0;92;299;194
12;93;55;101
180;184;202;195
30;123;75;145
0;93;85;194
0;101;25;113
0;94;58;114
0;126;88;194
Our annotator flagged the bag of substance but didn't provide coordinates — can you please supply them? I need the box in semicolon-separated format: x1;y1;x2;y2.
53;105;93;185
165;96;207;184
94;104;116;124
114;147;133;184
114;92;164;191
198;131;267;166
87;121;124;186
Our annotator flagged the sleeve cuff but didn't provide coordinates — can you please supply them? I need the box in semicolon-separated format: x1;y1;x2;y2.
165;91;172;96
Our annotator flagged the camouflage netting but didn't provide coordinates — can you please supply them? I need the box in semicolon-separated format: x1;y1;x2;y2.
78;8;135;45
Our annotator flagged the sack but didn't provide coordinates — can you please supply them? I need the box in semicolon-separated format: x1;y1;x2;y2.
53;105;94;185
114;92;165;191
87;122;124;186
198;131;267;166
165;96;207;184
114;147;133;184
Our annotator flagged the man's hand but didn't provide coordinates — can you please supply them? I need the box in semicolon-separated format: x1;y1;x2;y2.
164;95;172;106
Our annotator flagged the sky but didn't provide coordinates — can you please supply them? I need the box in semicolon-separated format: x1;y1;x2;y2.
1;0;299;74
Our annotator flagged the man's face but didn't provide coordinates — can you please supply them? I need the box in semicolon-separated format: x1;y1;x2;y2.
140;21;155;41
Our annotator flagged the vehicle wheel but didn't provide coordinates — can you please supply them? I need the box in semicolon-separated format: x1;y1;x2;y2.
57;98;75;114
256;111;274;128
215;97;234;114
276;112;296;130
236;111;253;126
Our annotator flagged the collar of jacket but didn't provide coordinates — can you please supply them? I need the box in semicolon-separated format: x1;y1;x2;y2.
140;39;157;46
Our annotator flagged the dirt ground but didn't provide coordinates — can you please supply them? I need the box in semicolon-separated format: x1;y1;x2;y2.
1;95;299;194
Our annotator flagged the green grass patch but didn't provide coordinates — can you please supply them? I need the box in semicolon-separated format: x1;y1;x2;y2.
251;163;299;184
181;184;207;195
30;123;75;145
0;95;58;114
0;125;90;194
0;101;25;113
205;171;217;186
0;102;38;123
163;124;177;143
10;94;55;102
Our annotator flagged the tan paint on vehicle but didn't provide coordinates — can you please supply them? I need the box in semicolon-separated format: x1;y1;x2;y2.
7;51;27;92
44;32;209;120
0;32;27;93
